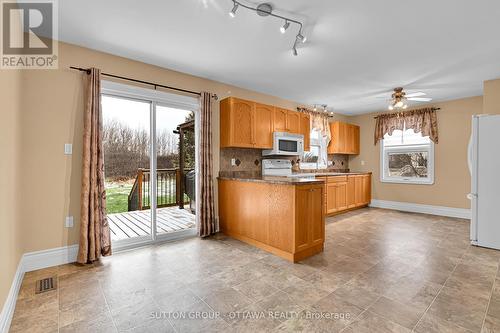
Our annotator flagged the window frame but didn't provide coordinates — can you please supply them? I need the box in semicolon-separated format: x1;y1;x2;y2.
301;129;327;170
380;131;435;185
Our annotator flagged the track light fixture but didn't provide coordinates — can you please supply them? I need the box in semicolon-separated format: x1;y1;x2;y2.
228;1;306;56
296;33;306;43
229;1;238;17
280;20;290;34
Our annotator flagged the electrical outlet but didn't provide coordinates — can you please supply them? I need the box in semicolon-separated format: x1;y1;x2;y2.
361;160;366;166
231;158;236;166
65;216;74;228
64;144;72;155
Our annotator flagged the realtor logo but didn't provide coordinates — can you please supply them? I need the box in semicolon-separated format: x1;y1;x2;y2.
1;0;58;69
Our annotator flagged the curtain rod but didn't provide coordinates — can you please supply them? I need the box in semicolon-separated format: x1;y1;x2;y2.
373;107;441;119
69;66;218;100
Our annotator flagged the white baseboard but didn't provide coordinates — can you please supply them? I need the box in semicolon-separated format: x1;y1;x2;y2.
22;245;79;273
0;261;24;333
370;199;471;219
0;244;79;333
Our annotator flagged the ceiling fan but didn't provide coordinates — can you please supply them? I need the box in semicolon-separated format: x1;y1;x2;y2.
384;87;432;110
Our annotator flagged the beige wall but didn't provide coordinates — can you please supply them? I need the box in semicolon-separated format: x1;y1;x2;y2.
349;96;485;209
0;70;23;310
18;41;350;253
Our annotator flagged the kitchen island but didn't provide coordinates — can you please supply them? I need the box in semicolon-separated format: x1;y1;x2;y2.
218;176;325;262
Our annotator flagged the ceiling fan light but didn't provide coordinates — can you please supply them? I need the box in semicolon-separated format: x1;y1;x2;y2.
229;2;238;17
280;21;290;34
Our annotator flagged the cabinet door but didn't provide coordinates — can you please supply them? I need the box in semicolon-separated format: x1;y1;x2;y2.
353;125;360;154
274;108;288;132
231;99;254;148
300;113;311;151
310;187;324;246
347;176;356;208
336;182;348;211
287;111;301;134
254;103;274;149
346;125;355;154
295;186;311;252
326;183;339;214
355;176;364;206
362;174;371;205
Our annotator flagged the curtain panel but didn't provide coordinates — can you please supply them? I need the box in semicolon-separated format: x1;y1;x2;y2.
77;68;112;264
297;107;332;144
374;107;439;144
199;92;216;237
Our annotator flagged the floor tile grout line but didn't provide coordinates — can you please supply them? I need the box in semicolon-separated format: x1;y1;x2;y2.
480;262;500;332
410;243;469;332
96;277;121;333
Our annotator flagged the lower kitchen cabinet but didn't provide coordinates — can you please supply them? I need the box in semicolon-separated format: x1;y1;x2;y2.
218;179;325;262
324;173;371;216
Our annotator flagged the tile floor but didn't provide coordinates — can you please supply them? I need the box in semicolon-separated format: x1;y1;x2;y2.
9;208;500;333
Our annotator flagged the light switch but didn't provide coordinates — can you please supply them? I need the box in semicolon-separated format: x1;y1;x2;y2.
361;160;366;166
64;144;72;155
65;216;74;228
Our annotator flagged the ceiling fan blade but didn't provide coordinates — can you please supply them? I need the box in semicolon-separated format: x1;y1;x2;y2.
408;97;432;102
405;92;426;98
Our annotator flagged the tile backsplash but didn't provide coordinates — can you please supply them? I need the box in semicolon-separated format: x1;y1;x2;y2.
219;148;349;175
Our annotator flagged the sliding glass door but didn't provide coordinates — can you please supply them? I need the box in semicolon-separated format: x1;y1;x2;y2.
101;81;198;249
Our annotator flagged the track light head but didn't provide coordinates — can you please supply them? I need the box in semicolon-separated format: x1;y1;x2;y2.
229;2;238;17
280;20;290;34
292;46;298;56
296;32;307;43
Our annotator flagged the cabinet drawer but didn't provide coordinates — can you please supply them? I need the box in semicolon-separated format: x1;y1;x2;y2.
327;176;347;183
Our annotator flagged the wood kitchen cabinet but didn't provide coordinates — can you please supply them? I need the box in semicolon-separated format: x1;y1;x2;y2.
220;97;274;149
328;121;360;154
221;97;309;149
300;113;311;151
324;173;371;216
218;179;324;262
295;185;325;252
254;103;274;148
286;111;301;133
273;108;301;134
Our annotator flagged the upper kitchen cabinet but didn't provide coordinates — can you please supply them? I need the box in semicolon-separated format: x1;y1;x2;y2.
220;97;274;149
286;111;301;133
274;108;301;134
328;121;360;154
254;103;274;148
273;107;288;132
300;113;311;151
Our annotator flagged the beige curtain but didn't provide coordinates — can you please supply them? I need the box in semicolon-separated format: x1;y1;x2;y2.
77;68;112;264
374;108;438;144
297;107;331;144
199;92;216;237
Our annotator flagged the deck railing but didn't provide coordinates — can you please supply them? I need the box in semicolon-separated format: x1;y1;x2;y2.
127;168;192;211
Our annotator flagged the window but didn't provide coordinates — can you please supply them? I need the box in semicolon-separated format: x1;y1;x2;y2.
301;129;327;169
380;128;434;184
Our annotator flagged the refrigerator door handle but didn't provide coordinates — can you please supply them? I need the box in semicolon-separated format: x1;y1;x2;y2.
467;136;473;176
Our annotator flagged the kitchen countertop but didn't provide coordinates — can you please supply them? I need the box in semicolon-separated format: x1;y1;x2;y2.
289;171;372;177
217;175;325;185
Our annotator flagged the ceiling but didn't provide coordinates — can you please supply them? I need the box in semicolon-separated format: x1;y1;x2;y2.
57;0;500;115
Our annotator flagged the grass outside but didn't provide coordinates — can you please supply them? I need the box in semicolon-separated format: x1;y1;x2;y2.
105;181;133;214
105;179;191;214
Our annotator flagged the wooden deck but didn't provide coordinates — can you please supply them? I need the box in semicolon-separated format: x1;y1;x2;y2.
107;207;196;241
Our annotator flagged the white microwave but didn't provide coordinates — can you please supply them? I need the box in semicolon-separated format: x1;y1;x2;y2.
262;132;304;156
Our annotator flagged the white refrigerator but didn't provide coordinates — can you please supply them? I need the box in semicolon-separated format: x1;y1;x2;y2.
468;114;500;250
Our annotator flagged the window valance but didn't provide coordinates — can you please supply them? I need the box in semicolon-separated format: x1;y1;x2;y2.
374;107;439;144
